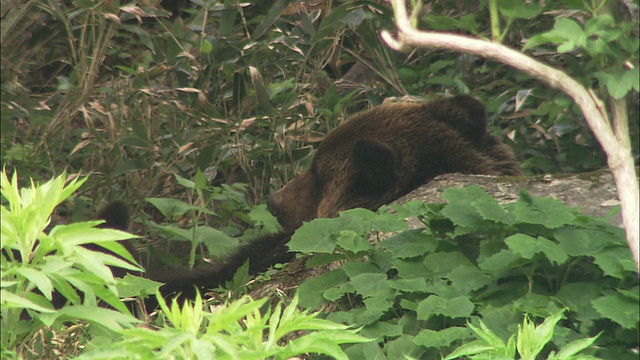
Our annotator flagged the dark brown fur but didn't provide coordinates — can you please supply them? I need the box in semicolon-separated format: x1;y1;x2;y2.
268;95;521;231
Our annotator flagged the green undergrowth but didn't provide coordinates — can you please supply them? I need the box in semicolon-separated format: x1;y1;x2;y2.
1;171;369;359
289;186;638;359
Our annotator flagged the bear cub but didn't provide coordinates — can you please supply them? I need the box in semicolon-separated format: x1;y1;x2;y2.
267;94;521;231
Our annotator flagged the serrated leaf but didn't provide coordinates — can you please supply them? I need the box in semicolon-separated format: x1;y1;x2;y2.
472;197;514;224
447;265;492;292
424;251;473;275
512;191;575;229
349;273;393;301
388;278;428;292
592;293;639;329
505;234;567;265
379;229;437;258
554;227;606;257
479;249;521;271
417;295;475;320
288;216;367;254
336;230;373;253
414;327;471;348
297;270;348;309
592;246;637;278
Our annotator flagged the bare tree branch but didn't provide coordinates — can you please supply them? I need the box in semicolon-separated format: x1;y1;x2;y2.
381;0;639;272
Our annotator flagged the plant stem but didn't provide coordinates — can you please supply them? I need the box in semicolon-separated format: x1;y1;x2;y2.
488;0;500;42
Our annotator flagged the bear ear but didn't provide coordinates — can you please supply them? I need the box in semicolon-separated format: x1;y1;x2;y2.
351;139;397;194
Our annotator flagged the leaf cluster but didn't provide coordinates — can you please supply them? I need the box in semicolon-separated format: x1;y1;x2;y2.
291;186;638;359
1;171;371;359
1;170;143;354
77;293;370;360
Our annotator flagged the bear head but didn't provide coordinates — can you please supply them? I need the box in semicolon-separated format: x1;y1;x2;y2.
267;94;521;231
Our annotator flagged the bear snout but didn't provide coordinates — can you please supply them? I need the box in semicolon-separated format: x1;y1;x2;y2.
266;196;281;217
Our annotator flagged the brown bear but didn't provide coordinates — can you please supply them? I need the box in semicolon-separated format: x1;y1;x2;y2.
139;94;521;298
267;94;521;231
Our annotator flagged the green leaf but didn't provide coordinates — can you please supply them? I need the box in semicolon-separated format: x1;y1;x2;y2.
499;0;541;20
413;327;471;348
554;227;606;257
116;273;162;298
554;18;586;49
48;305;138;331
349;273;392;299
424;251;473;275
555;283;601;323
505;234;567;265
445;340;495;359
392;258;429;279
14;268;53;300
517;309;565;359
297;269;348;309
512;190;575;229
288;216;367;254
379;229;437;258
147;198;215;220
447;265;492;292
479;248;522;271
388;278;428;292
523;32;565;52
472;197;514;224
592;293;639;329
554;333;601;359
592;246;637;278
468;321;510;352
196;226;237;260
336;230;373;253
416;295;475;320
605;68;638;99
200;39;213;54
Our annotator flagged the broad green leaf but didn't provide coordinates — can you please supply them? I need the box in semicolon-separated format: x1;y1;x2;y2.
472;197;514;224
379;229;437;258
417;295;475;320
512;191;575;229
554;227;606;257
336;230;373;253
297;269;348;309
392;258;429;279
479;249;521;271
424;251;473;275
592;293;639;329
505;234;567;265
447;265;492;292
592;246;637;278
288;216;367;254
499;0;541;20
388;278;428;292
349;273;391;299
413;327;471;348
